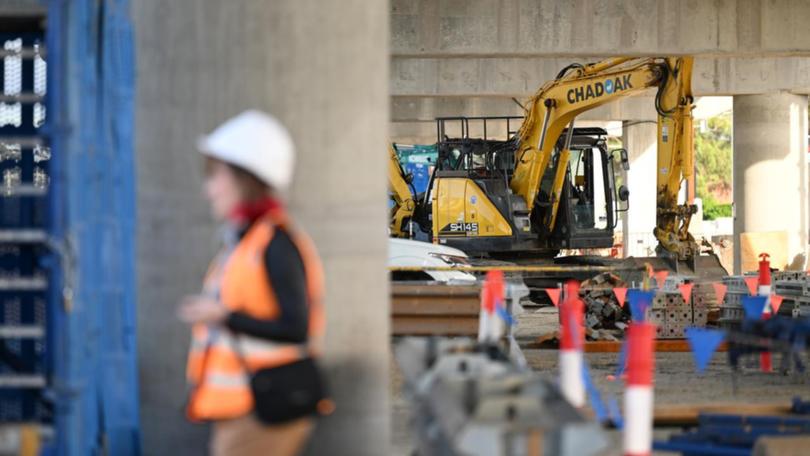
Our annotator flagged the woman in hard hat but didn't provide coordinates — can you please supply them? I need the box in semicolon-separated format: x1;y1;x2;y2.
178;111;328;456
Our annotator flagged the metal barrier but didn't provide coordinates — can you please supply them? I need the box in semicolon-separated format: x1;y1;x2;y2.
45;1;140;454
0;20;51;437
0;3;139;454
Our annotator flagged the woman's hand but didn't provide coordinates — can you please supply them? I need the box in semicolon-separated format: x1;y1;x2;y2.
177;295;229;324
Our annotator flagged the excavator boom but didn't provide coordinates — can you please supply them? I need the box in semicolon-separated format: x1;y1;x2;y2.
513;57;698;261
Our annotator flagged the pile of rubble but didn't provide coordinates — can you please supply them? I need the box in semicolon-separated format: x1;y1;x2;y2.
580;273;630;338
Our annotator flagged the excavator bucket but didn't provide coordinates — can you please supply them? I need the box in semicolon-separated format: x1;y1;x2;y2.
615;253;728;287
515;252;728;305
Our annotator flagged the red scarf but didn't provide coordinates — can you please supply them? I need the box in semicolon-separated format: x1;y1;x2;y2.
228;197;285;225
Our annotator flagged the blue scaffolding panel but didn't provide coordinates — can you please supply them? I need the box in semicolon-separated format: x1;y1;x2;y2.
0;1;139;454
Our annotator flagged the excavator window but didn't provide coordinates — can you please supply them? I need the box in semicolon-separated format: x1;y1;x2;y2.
566;146;609;232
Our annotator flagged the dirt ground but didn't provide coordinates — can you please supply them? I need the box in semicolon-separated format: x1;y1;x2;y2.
391;306;810;455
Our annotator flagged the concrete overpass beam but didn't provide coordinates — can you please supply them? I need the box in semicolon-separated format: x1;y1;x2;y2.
391;56;810;99
392;0;810;57
391;95;658;128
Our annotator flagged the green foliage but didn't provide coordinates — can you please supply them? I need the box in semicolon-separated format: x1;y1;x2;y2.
702;196;732;220
694;113;732;219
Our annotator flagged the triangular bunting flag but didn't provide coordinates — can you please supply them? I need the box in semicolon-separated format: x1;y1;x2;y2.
685;327;726;374
545;288;561;307
770;295;784;314
744;276;759;296
654;270;669;289
678;283;694;303
613;287;628;308
645;263;654;278
712;282;727;305
742;295;768;320
627;289;655;322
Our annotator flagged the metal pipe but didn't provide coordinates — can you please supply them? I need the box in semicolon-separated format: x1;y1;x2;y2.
0;48;46;58
537;99;554;150
0;136;46;147
584;57;635;75
0;93;45;103
564;119;575;150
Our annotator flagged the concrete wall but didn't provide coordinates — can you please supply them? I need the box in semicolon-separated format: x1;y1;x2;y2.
390;55;810;132
134;1;389;454
622;121;658;257
391;95;657;142
392;56;810;99
390;0;810;127
392;0;810;57
732;93;809;272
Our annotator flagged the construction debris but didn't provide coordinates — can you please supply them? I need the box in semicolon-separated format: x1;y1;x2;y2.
579;273;629;335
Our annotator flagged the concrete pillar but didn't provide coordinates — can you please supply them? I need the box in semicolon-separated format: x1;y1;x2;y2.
622;121;658;258
134;1;389;455
733;93;809;273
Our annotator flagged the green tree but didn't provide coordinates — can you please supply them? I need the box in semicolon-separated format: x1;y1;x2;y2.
694;113;732;220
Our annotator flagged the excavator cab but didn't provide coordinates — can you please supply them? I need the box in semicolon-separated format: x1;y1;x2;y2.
539;127;628;251
427;117;627;257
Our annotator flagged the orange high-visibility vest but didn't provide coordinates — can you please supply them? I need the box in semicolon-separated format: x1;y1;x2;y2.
185;210;325;421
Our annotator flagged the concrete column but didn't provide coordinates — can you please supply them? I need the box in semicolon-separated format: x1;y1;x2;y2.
622;121;658;258
733;93;809;273
134;1;389;455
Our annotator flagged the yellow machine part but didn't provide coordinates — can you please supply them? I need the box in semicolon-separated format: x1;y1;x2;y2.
432;177;512;239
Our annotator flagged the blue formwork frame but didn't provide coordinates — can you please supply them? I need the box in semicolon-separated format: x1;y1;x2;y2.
43;1;139;455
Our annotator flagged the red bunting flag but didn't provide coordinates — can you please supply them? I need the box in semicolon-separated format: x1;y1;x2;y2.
678;283;694;303
614;287;628;308
654;270;669;289
744;276;759;296
545;288;561;307
770;295;784;314
713;282;727;305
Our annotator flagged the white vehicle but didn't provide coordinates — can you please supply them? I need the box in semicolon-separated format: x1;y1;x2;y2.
389;238;477;283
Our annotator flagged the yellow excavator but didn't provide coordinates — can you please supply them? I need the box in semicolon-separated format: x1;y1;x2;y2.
389;144;420;238
390;56;724;276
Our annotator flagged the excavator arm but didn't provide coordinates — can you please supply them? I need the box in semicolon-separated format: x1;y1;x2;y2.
512;57;697;260
389;144;418;237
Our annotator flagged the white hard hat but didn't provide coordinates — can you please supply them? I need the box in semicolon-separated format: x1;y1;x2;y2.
197;110;295;192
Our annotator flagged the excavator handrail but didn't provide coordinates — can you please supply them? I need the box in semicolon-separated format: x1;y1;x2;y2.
436;116;524;142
